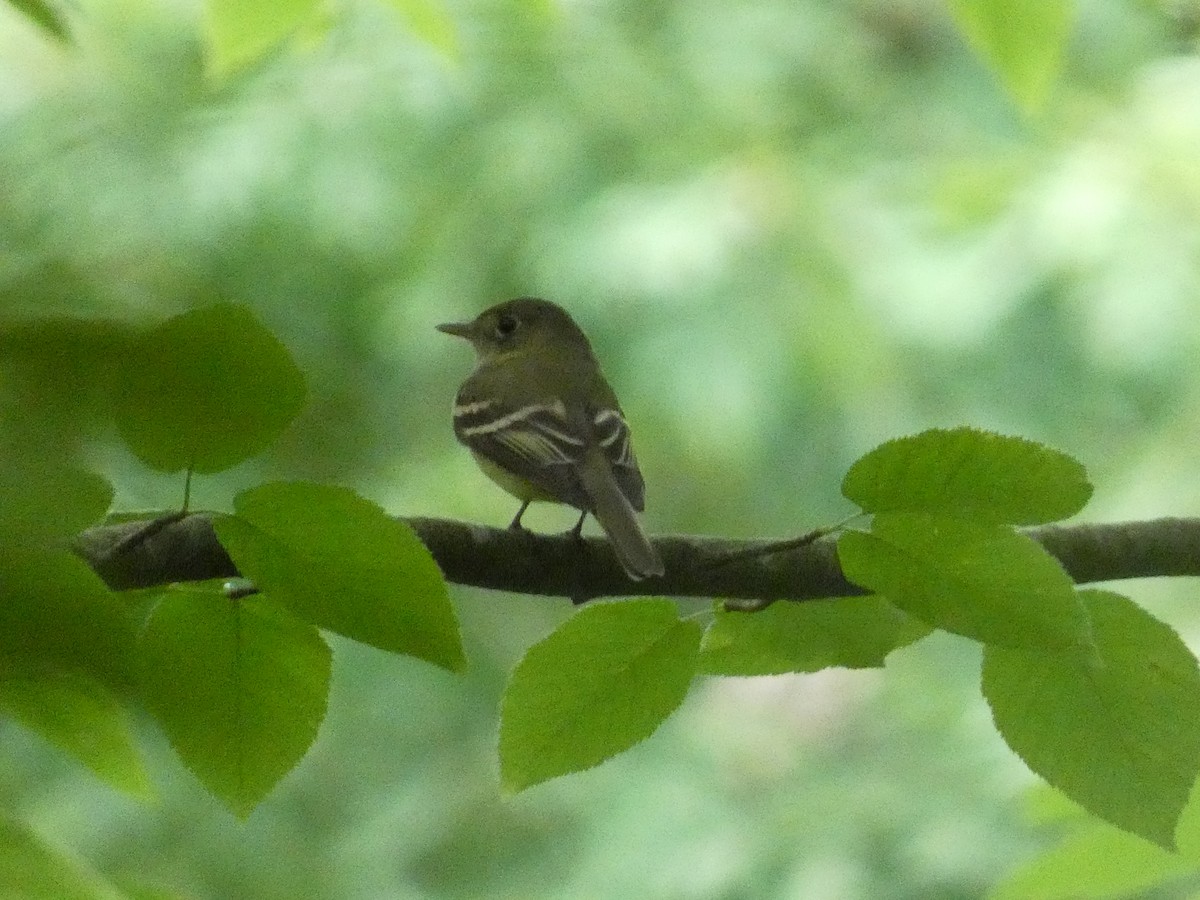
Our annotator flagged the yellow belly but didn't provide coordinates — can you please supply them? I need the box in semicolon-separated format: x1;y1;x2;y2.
471;451;563;505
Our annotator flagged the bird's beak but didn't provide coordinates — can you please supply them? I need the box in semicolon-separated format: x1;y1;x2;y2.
436;321;474;339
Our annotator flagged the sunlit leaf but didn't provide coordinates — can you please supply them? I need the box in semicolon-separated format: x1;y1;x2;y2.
838;513;1089;651
0;460;111;549
989;818;1195;900
698;596;930;676
842;427;1091;525
983;590;1200;849
1021;783;1090;827
500;599;701;791
382;0;459;58
137;587;330;817
0;551;134;689
0;662;152;799
0;817;126;900
204;0;323;75
946;0;1074;113
112;303;306;475
214;482;464;672
1176;781;1200;862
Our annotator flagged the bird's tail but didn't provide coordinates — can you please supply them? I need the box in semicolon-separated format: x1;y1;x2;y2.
578;449;665;580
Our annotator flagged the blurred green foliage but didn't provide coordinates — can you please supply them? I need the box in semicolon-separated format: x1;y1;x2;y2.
3;0;1200;896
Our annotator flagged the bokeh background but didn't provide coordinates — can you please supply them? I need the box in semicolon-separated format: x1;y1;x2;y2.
3;0;1200;896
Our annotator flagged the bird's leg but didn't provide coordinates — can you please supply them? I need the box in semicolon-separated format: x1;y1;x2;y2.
568;511;592;602
566;511;592;603
509;500;532;531
569;510;588;541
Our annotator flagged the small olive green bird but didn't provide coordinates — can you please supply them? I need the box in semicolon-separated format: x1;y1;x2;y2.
438;297;664;580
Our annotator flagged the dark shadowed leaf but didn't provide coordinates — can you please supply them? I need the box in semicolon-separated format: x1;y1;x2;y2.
7;0;70;39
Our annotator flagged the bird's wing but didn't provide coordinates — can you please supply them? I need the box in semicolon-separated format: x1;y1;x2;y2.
587;406;646;512
452;387;591;509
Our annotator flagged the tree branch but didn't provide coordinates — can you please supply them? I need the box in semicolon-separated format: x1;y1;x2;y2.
72;515;1200;603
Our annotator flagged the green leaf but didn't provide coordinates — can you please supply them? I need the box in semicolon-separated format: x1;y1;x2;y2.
382;0;459;58
946;0;1074;113
1175;782;1200;862
0;318;133;430
989;819;1195;900
983;590;1200;849
0;661;152;799
8;0;70;39
838;513;1089;651
137;587;330;817
0;459;111;549
697;597;930;676
499;599;701;791
842;427;1091;525
213;482;464;672
1021;782;1091;827
0;817;126;900
204;0;323;76
0;551;134;688
114;884;189;900
112;303;306;475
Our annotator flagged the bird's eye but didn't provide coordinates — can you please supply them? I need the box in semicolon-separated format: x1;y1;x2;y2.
495;314;519;339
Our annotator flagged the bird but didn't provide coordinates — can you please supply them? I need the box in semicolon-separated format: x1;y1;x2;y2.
437;297;664;580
